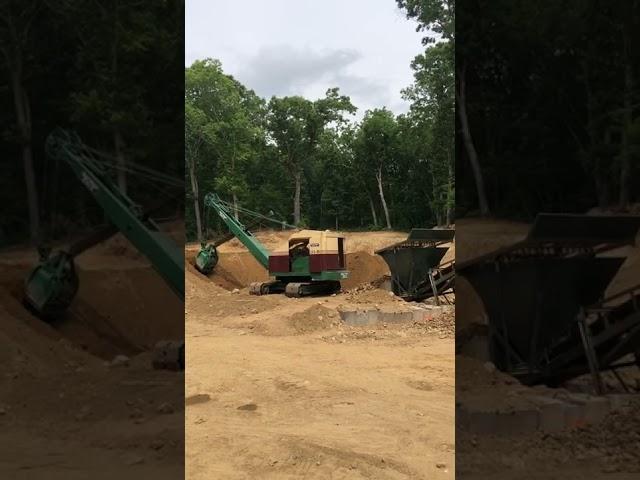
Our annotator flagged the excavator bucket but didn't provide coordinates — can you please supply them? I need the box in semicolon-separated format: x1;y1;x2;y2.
195;243;218;274
458;213;640;386
24;251;79;317
376;228;455;302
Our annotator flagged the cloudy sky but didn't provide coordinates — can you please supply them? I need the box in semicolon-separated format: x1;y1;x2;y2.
186;0;425;119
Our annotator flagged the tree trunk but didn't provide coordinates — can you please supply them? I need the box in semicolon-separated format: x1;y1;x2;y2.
369;195;378;227
581;58;607;209
187;157;202;242
293;170;301;226
619;38;632;207
233;194;239;220
113;129;127;194
446;154;454;225
376;167;391;229
456;65;490;216
10;66;39;244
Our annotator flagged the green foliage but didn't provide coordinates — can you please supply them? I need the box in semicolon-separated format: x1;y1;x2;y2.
456;0;640;216
396;0;454;43
0;1;184;242
185;2;454;239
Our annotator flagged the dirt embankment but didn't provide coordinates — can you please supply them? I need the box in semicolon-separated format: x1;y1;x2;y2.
185;229;456;479
186;230;411;292
0;225;184;479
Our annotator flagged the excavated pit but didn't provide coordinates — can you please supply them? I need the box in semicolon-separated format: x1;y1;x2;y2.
0;249;182;365
185;249;393;292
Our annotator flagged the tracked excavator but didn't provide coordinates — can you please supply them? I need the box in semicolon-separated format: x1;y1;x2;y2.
23;129;184;370
196;193;349;297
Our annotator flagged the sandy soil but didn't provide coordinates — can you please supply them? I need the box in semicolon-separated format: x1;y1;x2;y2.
185;230;455;479
0;224;184;479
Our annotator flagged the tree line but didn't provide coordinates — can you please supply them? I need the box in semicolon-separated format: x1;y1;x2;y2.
185;1;454;241
456;0;640;218
1;0;184;247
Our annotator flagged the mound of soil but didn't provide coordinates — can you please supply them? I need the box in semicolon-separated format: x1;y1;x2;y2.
342;252;390;290
195;250;391;292
344;285;401;305
0;247;183;366
288;305;336;334
213;229;409;255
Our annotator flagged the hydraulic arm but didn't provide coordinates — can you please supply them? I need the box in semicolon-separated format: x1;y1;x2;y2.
25;129;184;315
203;193;271;268
195;193;288;274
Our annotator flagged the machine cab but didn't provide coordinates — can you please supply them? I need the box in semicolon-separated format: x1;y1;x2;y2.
269;230;346;275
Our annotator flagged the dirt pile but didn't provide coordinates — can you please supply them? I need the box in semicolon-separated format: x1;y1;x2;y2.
288;304;336;334
0;246;182;364
342;252;391;290
188;229;458;293
456;355;527;404
420;306;455;338
189;249;392;292
0;244;185;478
459;399;640;476
549;400;640;472
212;229;408;255
344;284;401;304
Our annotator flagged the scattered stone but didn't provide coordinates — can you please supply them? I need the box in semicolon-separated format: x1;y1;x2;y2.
123;453;145;466
149;439;165;451
0;406;6;415
232;288;240;294
110;355;130;368
436;463;447;469
483;362;496;374
129;408;144;419
156;402;175;415
75;405;91;421
237;403;258;411
186;393;211;406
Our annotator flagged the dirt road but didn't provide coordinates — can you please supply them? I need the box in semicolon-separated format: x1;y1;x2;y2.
185;230;455;479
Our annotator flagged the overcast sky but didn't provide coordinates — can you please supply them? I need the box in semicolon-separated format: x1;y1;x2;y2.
185;0;425;120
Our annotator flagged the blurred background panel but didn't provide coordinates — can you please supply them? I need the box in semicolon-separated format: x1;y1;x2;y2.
0;1;185;479
456;1;640;478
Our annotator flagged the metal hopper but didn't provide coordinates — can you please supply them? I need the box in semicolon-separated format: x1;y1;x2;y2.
458;214;640;390
375;228;455;303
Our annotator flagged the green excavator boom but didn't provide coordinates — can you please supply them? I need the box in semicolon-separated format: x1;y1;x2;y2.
25;130;184;316
201;193;271;270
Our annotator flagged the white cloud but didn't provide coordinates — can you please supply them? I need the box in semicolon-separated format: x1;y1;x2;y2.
186;0;424;120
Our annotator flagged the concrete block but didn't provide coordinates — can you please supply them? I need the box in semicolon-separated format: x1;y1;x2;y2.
530;396;566;433
607;393;639;412
564;393;610;425
338;307;418;325
466;408;499;435
495;407;539;436
461;404;539;436
584;396;610;424
380;310;414;323
339;308;379;326
564;400;587;430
